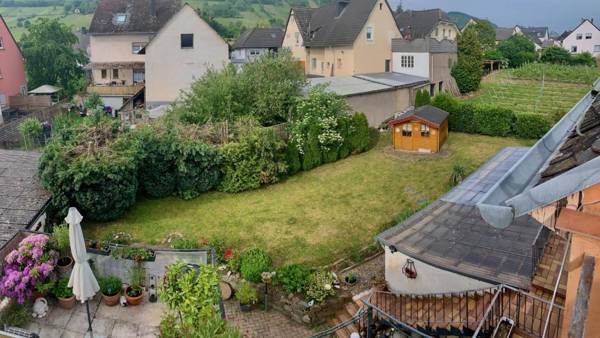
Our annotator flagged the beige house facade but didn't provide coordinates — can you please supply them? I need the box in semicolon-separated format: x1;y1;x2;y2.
283;0;401;77
394;9;459;42
144;5;229;108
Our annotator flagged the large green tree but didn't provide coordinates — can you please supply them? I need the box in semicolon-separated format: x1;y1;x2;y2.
473;20;496;49
497;34;536;68
20;18;88;98
451;26;484;94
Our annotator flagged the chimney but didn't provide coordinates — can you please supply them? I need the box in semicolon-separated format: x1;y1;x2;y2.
336;0;349;17
150;0;157;17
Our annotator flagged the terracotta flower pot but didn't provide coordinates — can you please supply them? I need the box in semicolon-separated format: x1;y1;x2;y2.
125;287;144;306
57;256;74;278
57;295;76;309
102;291;121;306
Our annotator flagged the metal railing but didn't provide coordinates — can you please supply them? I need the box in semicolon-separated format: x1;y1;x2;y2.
310;307;368;338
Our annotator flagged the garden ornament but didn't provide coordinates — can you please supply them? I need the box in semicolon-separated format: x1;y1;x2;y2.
32;297;49;318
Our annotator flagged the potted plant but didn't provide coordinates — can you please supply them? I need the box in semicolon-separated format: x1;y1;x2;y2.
111;247;156;262
34;278;55;300
99;276;122;306
52;225;73;277
85;239;110;255
125;265;145;306
53;278;75;309
344;272;359;286
236;280;258;312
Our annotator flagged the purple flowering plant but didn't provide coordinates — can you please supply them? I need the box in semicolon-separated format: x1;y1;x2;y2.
0;234;58;304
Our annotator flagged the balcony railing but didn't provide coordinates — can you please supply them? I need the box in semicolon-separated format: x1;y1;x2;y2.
87;83;145;96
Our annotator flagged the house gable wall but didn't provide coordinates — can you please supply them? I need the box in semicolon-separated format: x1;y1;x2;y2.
392;52;429;78
282;11;308;71
145;5;229;106
0;17;27;105
90;34;152;85
562;20;600;56
429;21;459;41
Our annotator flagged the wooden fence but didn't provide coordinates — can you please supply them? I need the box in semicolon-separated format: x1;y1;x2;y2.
9;95;52;110
0;104;64;149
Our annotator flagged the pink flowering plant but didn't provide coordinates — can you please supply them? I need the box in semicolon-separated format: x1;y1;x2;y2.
0;234;58;303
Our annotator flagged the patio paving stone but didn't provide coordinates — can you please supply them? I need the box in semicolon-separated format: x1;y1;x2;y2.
110;320;138;338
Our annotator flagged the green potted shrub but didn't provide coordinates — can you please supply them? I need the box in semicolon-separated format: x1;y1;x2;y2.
52;225;73;277
52;278;75;309
99;276;122;306
344;272;358;286
34;278;55;300
236;280;258;312
125;266;145;306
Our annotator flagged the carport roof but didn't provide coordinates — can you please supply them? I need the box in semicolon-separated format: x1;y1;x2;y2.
355;72;429;88
307;72;429;97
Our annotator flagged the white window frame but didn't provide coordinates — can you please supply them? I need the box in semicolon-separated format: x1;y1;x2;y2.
400;55;414;68
571;46;578;53
576;33;583;40
594;45;600;52
586;33;593;39
420;124;430;137
366;26;374;41
402;124;412;137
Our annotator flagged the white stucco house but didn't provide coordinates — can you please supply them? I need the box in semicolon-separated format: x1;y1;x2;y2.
143;4;229;109
561;19;600;56
230;27;283;67
391;37;457;96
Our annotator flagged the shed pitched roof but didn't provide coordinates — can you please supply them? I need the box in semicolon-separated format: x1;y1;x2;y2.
28;85;61;95
394;9;454;40
89;0;182;34
389;105;448;127
377;146;544;289
291;0;390;48
0;150;50;245
232;27;284;49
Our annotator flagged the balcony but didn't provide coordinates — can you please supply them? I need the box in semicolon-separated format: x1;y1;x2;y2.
87;83;145;96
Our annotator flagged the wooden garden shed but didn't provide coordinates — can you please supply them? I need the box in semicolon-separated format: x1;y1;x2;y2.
389;105;449;153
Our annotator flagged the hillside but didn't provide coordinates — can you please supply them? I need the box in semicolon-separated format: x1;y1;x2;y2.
0;0;321;41
447;11;497;30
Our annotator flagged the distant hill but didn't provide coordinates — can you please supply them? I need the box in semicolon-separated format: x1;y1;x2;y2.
447;11;497;30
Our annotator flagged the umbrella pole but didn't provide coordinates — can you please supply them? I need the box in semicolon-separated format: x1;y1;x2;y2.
86;300;94;337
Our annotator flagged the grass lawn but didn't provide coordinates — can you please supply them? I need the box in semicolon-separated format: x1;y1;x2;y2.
84;133;532;266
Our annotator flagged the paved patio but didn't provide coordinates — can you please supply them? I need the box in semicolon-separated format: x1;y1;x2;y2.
24;293;164;338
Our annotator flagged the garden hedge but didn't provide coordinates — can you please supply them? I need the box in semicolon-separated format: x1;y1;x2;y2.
431;92;553;139
175;140;222;200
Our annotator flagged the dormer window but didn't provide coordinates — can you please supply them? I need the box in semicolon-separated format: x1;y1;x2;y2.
115;13;128;25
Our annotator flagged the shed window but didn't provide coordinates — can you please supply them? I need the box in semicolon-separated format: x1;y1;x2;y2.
420;124;430;137
101;69;107;79
112;69;119;79
402;124;412;136
400;55;414;68
181;34;194;48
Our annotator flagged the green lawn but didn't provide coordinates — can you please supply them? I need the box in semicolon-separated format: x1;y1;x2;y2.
466;76;590;117
0;6;93;40
84;133;531;266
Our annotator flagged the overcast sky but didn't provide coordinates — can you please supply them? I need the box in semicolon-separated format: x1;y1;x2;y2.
392;0;600;33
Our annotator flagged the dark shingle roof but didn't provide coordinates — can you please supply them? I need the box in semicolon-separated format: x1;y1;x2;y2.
377;147;546;289
232;28;284;49
0;150;50;245
495;27;514;41
539;95;600;183
292;0;382;48
89;0;182;35
558;30;571;42
394;9;453;40
391;37;456;53
390;105;449;127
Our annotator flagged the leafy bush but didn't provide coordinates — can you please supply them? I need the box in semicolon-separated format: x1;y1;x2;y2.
497;35;536;68
0;300;31;328
571;52;597;67
304;270;335;304
52;278;73;298
348;113;370;153
160;312;241;338
414;89;431;108
285;138;302;175
51;224;70;256
541;46;571;65
337;116;353;159
135;125;178;198
431;92;461;114
236;280;258;305
219;125;287;193
473;104;515;136
275;264;312;294
301;124;322;171
19;118;43;149
449;163;466;187
174;138;222;200
84;93;103;110
514;113;552;139
453;103;478;133
99;276;122;296
239;248;272;283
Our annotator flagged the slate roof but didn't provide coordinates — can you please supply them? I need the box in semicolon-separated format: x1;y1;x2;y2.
495;27;514;41
232;28;284;49
389;105;448;127
89;0;182;35
557;30;571;42
538;94;600;183
391;37;457;53
0;150;50;245
394;9;454;40
291;0;385;48
377;147;547;289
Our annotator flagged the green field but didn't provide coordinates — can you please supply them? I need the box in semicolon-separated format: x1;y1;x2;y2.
84;133;531;266
465;64;598;118
0;6;92;40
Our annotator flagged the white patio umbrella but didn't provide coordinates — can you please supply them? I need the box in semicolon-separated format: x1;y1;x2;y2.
65;207;99;336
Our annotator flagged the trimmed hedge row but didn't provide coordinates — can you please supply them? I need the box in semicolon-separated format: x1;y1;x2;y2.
431;92;553;139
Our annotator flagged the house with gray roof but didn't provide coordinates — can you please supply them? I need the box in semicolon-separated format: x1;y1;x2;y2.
0;150;50;246
394;9;459;42
282;0;402;77
230;28;284;66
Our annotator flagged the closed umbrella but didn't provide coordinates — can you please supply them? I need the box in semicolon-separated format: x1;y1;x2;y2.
66;207;100;337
